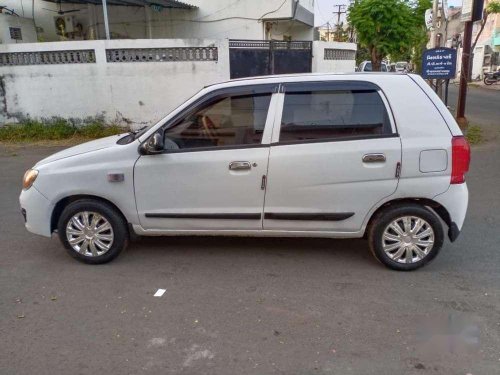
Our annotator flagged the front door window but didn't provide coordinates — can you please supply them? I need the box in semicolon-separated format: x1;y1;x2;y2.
163;93;272;150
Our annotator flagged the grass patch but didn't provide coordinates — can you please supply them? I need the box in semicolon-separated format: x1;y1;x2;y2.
466;125;483;145
0;117;128;143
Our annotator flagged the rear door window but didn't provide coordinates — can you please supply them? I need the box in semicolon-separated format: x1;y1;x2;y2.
278;82;394;143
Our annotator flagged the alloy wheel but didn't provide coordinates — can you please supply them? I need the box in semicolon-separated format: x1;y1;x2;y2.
382;216;435;264
66;211;114;257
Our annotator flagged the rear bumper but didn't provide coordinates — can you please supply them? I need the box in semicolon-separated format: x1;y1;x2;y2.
433;183;468;241
19;186;53;238
448;222;460;242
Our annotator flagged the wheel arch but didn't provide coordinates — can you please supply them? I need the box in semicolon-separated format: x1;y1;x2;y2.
364;197;454;240
51;194;128;233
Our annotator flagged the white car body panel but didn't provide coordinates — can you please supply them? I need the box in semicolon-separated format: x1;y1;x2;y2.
134;147;269;230
263;137;401;232
132;226;364;238
19;186;53;237
434;183;469;230
19;73;468;243
35;134;130;166
24;141;141;237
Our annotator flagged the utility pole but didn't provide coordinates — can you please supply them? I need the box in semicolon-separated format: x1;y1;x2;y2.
456;0;484;128
430;0;443;98
333;4;346;42
430;0;439;48
102;0;111;40
456;21;473;126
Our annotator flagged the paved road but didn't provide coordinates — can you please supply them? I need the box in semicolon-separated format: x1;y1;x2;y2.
447;84;500;126
1;144;500;375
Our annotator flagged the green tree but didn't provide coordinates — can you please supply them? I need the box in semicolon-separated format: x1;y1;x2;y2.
348;0;429;71
407;0;432;73
356;46;371;66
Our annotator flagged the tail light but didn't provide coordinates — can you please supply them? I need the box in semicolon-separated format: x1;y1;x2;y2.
451;136;470;184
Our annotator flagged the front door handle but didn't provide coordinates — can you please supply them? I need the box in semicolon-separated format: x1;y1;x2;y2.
229;161;251;171
362;153;386;163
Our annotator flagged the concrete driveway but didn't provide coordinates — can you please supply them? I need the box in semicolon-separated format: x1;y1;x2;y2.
1;142;499;375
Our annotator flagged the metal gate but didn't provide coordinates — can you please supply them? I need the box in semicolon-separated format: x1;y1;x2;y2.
229;40;312;79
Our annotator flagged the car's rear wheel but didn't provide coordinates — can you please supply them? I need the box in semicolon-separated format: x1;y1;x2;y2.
368;204;444;271
57;199;128;264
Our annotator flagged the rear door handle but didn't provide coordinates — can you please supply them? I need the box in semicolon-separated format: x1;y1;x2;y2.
229;161;251;171
362;153;386;163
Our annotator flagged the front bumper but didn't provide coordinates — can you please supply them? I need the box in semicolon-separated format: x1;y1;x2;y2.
19;186;53;237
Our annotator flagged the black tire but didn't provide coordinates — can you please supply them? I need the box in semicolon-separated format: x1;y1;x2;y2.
57;199;128;264
483;77;494;85
368;204;444;271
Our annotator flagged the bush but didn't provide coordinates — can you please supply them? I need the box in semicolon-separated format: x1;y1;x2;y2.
0;117;128;142
466;125;482;145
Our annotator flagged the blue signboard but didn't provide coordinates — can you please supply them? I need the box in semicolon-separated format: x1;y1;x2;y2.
422;48;457;80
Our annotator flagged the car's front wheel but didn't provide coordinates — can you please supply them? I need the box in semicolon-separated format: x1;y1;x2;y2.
57;199;128;264
368;204;444;271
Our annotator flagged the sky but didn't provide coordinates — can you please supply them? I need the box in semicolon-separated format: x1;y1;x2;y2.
314;0;463;26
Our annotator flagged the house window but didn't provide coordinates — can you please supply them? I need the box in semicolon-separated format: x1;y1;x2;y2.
9;27;22;41
324;49;356;61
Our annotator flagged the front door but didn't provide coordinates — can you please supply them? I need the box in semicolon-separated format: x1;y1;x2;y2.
134;85;277;232
263;81;402;233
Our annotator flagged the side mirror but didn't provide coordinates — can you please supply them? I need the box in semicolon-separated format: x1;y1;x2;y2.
141;131;164;155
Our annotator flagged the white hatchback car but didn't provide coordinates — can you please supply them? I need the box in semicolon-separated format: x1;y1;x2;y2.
20;73;470;270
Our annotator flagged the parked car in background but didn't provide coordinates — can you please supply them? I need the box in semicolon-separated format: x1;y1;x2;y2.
359;60;388;72
20;73;470;271
395;61;409;72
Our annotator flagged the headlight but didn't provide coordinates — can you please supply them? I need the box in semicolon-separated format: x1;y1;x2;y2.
22;169;38;190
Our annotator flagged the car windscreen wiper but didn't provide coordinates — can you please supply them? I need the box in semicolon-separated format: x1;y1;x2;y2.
129;125;148;139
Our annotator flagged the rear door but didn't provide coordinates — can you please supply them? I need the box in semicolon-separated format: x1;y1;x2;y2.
263;81;401;233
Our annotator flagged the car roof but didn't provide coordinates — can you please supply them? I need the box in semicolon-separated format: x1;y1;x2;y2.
203;72;407;90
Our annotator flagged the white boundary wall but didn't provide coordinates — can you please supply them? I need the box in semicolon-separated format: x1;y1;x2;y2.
312;41;357;74
0;39;356;127
0;39;229;127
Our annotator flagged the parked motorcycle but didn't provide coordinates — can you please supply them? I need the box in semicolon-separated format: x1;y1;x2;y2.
484;70;500;85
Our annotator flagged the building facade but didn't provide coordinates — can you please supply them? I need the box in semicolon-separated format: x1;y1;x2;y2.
0;0;315;43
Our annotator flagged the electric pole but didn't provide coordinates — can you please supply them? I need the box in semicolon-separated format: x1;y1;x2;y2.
456;21;473;127
430;0;439;48
456;0;484;128
430;0;444;98
333;4;346;42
